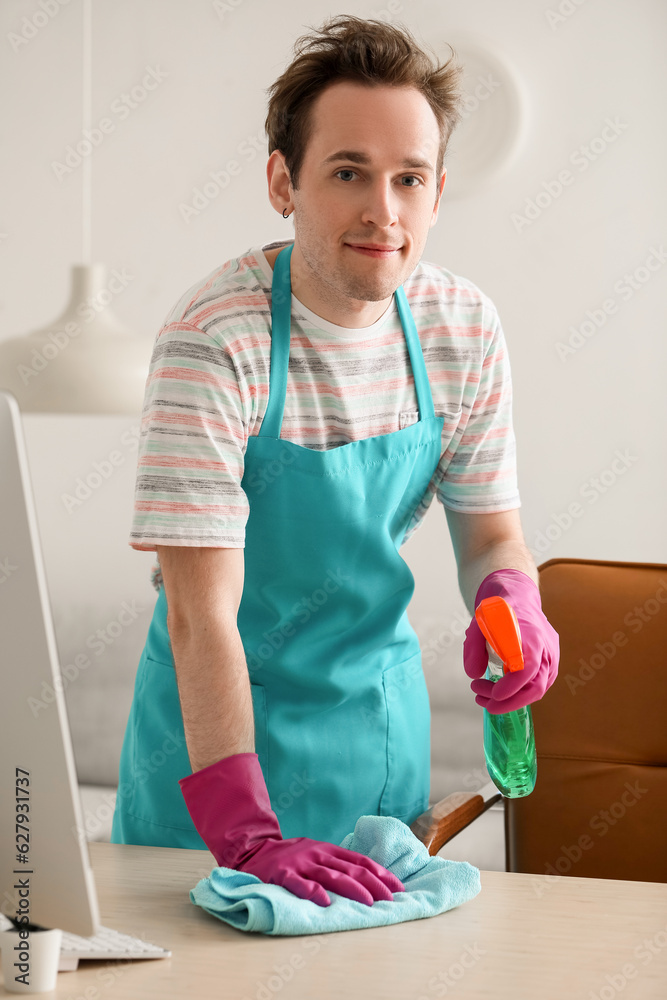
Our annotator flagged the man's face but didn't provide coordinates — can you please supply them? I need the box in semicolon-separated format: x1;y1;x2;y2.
270;80;446;326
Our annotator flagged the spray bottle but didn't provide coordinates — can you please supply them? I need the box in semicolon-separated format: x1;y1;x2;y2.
475;595;537;798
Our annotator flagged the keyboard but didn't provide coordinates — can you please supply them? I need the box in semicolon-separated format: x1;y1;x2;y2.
58;924;171;971
0;914;170;972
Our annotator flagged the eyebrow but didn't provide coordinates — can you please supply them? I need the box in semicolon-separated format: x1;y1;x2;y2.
321;149;434;173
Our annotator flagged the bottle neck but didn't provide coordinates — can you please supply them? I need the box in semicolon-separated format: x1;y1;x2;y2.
486;647;505;681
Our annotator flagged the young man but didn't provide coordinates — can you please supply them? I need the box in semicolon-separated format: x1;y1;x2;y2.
111;16;559;908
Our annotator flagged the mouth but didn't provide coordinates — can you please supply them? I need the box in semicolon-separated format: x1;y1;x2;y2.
346;243;401;259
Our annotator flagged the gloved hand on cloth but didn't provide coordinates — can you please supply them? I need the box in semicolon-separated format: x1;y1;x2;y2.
463;569;560;714
179;751;405;907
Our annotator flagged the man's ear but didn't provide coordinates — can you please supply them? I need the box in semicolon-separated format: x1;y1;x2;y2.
267;150;293;215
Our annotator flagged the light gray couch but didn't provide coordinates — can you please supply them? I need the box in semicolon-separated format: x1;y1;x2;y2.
57;596;505;869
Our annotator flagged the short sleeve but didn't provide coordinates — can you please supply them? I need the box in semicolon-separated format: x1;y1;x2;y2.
437;305;521;513
129;321;250;553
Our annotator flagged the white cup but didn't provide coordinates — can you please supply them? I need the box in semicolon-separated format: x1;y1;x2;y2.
0;926;62;994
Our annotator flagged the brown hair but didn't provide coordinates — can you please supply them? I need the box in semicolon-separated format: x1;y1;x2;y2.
264;15;463;206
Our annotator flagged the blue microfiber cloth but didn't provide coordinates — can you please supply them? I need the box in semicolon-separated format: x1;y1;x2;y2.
188;814;481;935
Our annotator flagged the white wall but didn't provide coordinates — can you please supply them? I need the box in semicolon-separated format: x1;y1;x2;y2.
1;0;665;790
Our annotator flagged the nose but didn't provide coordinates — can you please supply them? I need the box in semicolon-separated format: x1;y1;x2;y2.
358;179;400;229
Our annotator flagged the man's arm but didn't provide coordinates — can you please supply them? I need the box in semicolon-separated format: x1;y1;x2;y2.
157;545;254;773
444;508;538;616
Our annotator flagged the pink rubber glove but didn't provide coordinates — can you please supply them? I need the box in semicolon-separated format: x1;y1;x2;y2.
178;752;405;907
463;569;559;714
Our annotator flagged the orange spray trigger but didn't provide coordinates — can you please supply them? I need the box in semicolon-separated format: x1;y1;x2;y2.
474;596;524;674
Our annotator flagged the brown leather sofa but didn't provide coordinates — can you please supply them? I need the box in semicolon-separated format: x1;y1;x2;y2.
411;558;667;883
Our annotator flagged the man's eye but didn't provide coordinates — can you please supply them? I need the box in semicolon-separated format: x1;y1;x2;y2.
334;170;422;186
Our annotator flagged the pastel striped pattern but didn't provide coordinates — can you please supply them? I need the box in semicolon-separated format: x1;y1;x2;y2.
130;241;521;589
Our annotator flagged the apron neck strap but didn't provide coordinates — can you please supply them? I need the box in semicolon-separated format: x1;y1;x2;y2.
261;242;435;440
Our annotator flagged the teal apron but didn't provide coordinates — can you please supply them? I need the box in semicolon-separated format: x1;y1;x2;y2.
111;242;444;849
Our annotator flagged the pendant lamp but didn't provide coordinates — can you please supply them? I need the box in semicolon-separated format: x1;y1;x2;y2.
0;0;149;415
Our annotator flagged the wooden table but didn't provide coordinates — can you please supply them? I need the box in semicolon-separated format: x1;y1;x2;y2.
2;842;666;998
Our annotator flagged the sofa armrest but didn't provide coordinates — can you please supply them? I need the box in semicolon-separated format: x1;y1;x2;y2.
78;785;118;842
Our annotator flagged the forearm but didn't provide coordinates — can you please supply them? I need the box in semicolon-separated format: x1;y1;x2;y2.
457;541;539;617
168;618;255;773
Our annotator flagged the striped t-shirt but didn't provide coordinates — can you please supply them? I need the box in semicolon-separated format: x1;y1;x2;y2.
131;239;521;590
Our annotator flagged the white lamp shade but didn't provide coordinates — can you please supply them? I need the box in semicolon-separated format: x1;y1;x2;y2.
0;264;151;415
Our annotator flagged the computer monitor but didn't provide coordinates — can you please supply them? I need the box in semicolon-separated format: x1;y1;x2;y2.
0;389;100;937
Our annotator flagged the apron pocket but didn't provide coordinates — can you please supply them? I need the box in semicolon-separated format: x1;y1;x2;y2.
126;662;270;831
126;656;268;836
379;651;431;821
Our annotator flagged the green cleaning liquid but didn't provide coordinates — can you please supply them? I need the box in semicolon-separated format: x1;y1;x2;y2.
483;648;537;797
